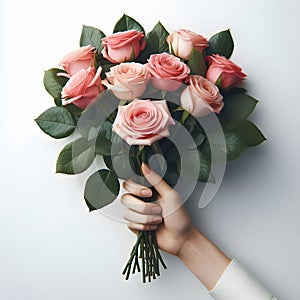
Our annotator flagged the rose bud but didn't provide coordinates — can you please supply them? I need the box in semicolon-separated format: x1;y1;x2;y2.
206;54;246;90
58;46;96;77
101;29;146;63
61;67;103;108
167;29;208;60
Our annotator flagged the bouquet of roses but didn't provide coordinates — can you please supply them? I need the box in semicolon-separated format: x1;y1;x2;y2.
35;14;265;283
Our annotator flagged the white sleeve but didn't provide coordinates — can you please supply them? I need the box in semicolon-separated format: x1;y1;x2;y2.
209;259;277;300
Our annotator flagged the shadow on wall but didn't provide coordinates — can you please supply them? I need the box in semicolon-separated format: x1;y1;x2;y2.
185;141;269;216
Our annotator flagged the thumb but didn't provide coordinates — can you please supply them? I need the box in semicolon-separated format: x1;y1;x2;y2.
141;163;185;218
141;163;173;197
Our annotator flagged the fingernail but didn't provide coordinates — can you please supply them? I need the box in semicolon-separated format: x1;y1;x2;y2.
141;188;152;197
152;206;161;214
142;163;151;174
149;225;158;230
153;216;162;223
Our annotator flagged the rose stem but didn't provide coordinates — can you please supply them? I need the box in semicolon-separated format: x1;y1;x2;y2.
144;231;152;282
152;230;167;269
147;232;154;278
122;232;143;277
133;248;140;274
140;234;146;283
149;232;159;277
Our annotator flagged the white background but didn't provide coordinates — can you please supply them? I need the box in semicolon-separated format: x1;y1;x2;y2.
1;0;299;299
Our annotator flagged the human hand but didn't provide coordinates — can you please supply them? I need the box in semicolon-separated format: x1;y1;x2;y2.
121;163;196;256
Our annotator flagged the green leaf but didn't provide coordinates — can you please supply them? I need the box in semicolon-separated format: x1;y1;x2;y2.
178;148;214;183
64;103;83;117
35;107;76;139
181;149;201;180
191;130;206;148
80;25;106;53
200;119;266;162
100;62;116;75
187;48;207;76
184;114;198;132
198;151;215;183
147;21;169;53
223;130;248;161
113;14;145;34
44;68;69;106
56;137;95;174
165;143;180;164
84;169;120;211
220;94;258;128
95;127;112;156
206;29;234;59
103;155;113;170
136;21;169;63
234;120;266;147
225;87;247;96
224;120;266;160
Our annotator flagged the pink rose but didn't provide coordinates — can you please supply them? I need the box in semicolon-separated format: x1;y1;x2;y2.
180;75;224;117
61;67;103;108
101;30;146;63
103;63;150;100
206;54;246;89
112;99;175;146
146;53;190;91
167;29;208;60
58;46;96;77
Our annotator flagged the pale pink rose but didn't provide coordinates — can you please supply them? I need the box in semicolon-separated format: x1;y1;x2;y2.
103;63;150;100
180;75;224;117
112;99;175;146
101;30;146;63
167;29;208;60
58;46;96;77
206;54;246;89
61;67;103;108
146;53;190;91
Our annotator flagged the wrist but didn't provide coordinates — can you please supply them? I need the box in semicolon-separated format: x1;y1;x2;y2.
177;227;231;290
177;226;206;261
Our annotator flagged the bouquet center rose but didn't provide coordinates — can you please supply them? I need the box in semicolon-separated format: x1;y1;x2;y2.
112;99;175;146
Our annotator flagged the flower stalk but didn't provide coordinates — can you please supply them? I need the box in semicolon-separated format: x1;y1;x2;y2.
122;147;167;282
122;230;167;282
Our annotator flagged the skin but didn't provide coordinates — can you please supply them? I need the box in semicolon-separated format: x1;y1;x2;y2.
121;163;231;291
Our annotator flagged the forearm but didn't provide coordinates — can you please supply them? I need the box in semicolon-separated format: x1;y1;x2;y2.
178;226;231;291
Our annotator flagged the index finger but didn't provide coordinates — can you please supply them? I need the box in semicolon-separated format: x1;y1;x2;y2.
123;179;153;198
141;163;173;197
